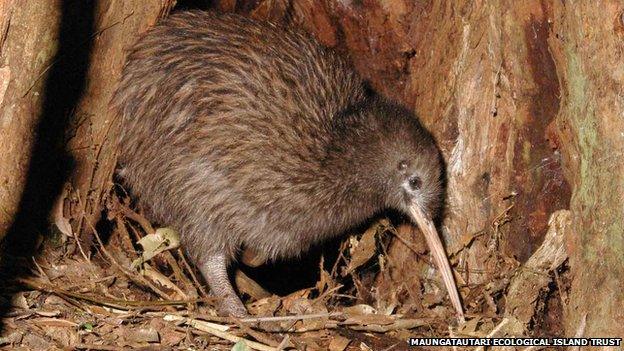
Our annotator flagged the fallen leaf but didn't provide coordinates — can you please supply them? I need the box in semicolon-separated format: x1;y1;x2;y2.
343;305;396;325
345;222;380;274
52;186;73;237
343;313;396;326
247;295;281;316
142;264;188;299
10;292;29;309
359;342;373;351
231;340;252;351
0;331;23;346
163;315;230;332
458;316;481;334
22;333;50;350
34;309;61;317
343;304;377;315
131;227;181;269
31;318;78;328
124;327;160;343
328;335;351;351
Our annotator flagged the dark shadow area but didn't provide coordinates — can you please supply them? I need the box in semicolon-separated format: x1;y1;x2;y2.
240;237;345;297
239;213;390;300
0;0;96;332
173;0;267;13
174;0;214;11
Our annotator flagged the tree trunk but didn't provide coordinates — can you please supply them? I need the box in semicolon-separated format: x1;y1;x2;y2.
64;0;175;240
0;0;175;244
0;0;61;239
550;0;624;337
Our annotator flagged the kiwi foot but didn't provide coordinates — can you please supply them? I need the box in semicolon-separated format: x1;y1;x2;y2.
200;252;248;317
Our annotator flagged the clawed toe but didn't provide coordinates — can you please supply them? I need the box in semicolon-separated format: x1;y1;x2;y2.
217;295;248;318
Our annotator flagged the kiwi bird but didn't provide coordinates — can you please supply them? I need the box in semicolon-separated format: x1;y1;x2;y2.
112;10;463;320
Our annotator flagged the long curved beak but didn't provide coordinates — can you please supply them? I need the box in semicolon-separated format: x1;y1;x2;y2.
408;203;465;322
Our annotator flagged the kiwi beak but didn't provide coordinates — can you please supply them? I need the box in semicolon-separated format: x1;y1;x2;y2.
408;202;465;323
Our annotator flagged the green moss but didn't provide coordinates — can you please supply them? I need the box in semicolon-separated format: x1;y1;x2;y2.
564;44;598;260
562;27;624;335
522;140;532;165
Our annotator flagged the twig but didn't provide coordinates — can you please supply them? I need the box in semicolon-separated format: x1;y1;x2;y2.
380;344;399;351
118;203;154;234
378;234;422;310
474;317;509;351
313;285;344;305
247;317;432;333
164;315;276;351
114;214;139;252
160;250;198;298
117;201;201;299
177;248;209;297
18;278;213;310
166;311;429;333
330;240;349;278
569;314;586;351
204;311;324;328
276;335;291;351
391;230;424;256
73;190;92;261
143;263;189;299
72;343;129;351
449;325;458;351
31;258;51;283
233;319;281;347
339;318;430;333
90;221;172;300
235;269;271;300
240;312;342;323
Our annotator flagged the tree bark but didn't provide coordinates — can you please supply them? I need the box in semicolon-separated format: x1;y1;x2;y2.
549;0;624;337
0;0;61;239
65;0;175;239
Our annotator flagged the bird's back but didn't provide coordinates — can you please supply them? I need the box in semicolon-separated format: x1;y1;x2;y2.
112;11;369;259
116;11;364;164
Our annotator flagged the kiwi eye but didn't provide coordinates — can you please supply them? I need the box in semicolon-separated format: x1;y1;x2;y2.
408;175;422;190
398;160;408;171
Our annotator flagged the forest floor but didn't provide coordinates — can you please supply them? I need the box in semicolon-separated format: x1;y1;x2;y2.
0;193;567;350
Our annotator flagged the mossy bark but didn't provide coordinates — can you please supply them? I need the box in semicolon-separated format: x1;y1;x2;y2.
549;0;624;337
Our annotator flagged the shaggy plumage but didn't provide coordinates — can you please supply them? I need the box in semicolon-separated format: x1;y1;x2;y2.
112;10;443;316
